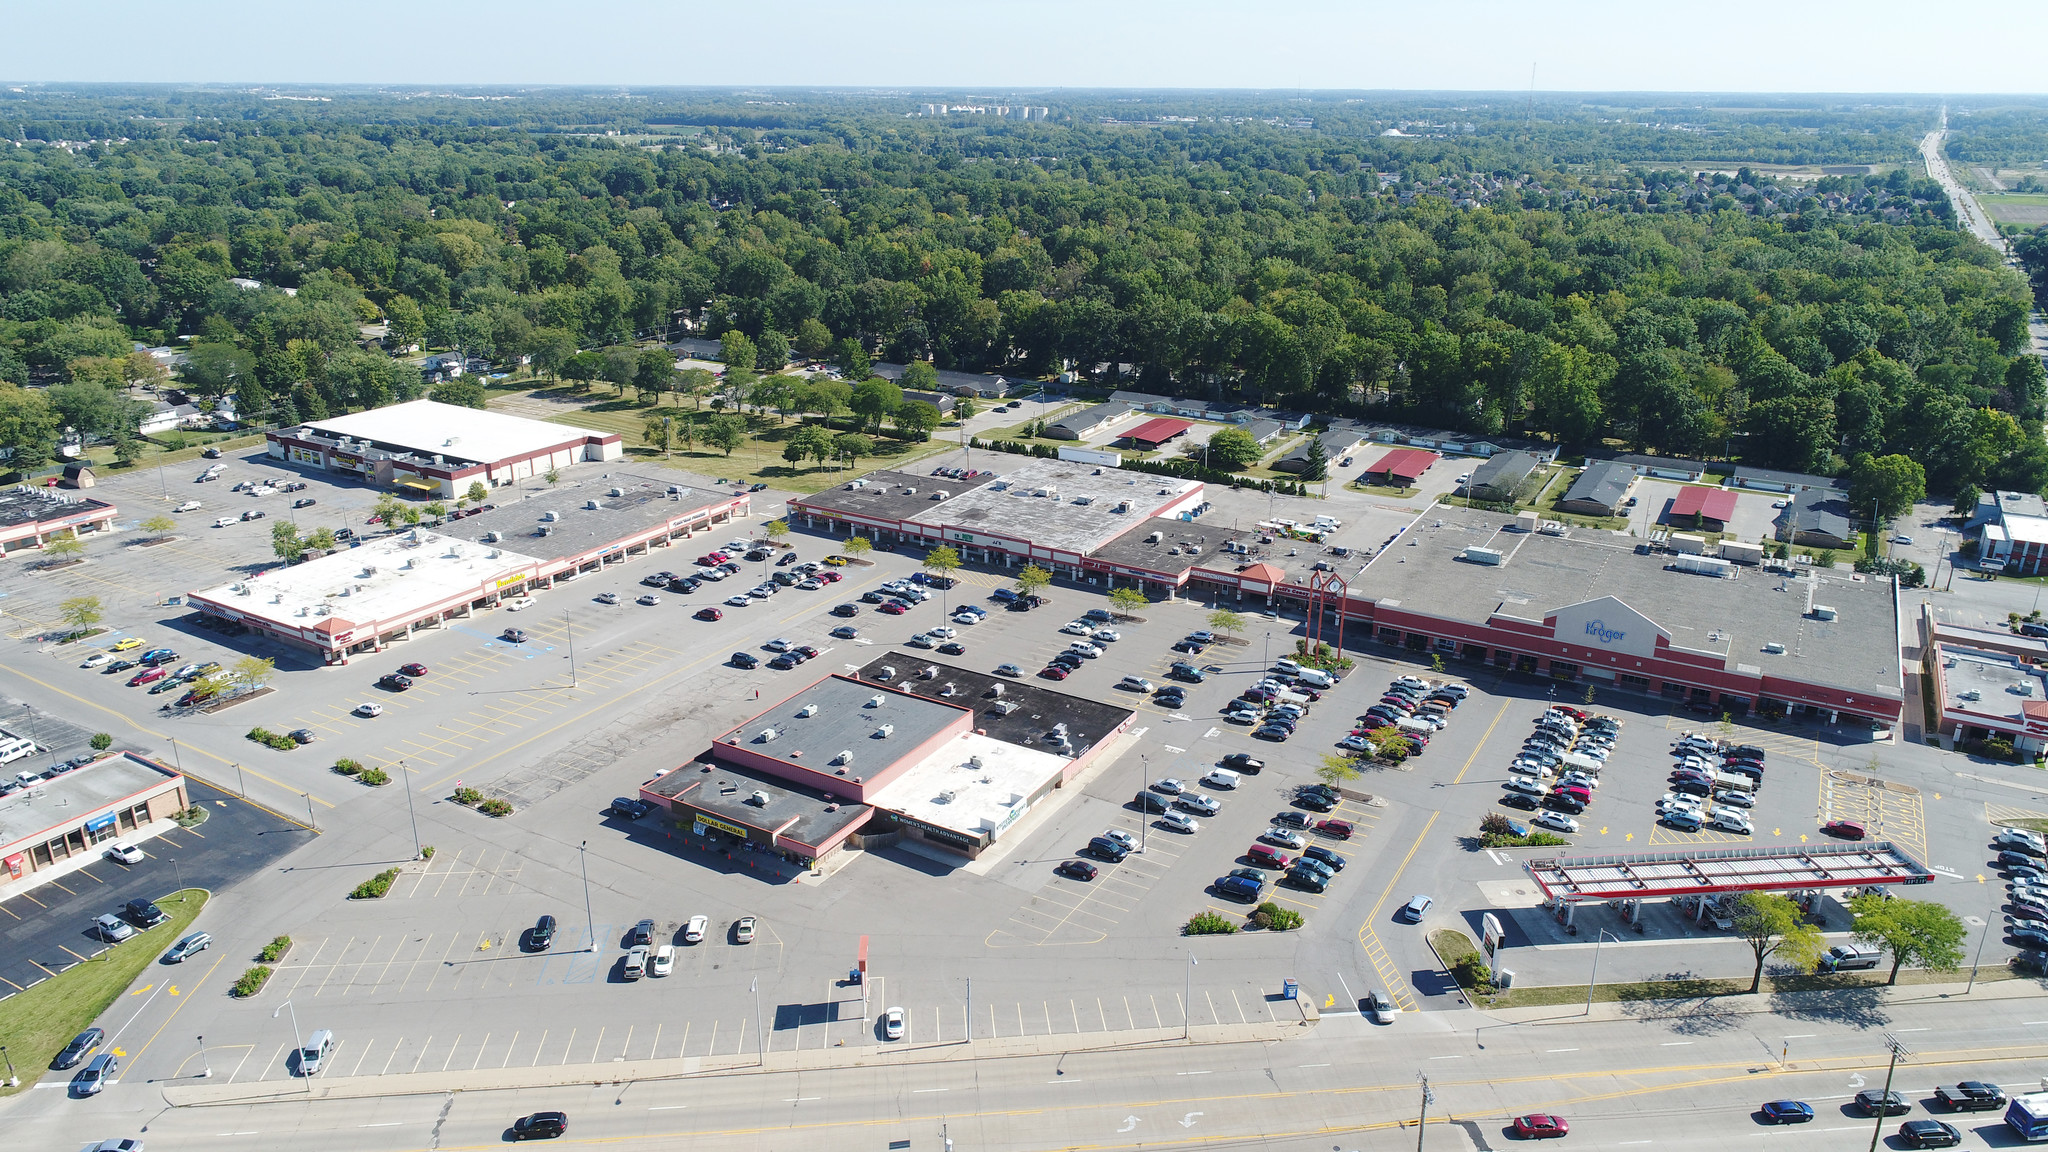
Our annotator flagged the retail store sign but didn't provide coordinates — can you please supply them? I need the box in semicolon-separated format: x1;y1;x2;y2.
695;814;752;839
1549;596;1662;660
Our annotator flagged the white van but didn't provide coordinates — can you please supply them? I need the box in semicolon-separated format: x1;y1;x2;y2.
299;1029;334;1076
1559;752;1604;775
1711;771;1757;794
0;737;35;766
1396;717;1436;736
1297;668;1335;689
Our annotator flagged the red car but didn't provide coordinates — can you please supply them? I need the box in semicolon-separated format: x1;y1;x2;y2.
1039;665;1070;680
697;553;727;567
1823;819;1866;840
1549;706;1589;721
820;570;843;583
128;667;168;687
1513;1114;1569;1139
877;602;906;615
1315;819;1355;839
695;607;724;621
397;662;429;677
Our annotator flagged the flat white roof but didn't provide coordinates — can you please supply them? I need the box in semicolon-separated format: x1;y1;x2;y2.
193;530;539;637
911;458;1202;556
293;399;608;468
867;732;1069;841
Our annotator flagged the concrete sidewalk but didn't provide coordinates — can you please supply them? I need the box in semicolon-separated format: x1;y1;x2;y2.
1470;973;2044;1031
160;1005;1318;1107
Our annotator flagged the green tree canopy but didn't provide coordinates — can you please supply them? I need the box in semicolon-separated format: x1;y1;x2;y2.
1730;891;1826;994
1849;893;1966;986
1204;427;1263;471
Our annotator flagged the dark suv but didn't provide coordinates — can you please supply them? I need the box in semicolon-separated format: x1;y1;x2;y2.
630;918;655;947
528;915;557;952
124;898;168;928
1089;835;1131;862
513;1111;568;1140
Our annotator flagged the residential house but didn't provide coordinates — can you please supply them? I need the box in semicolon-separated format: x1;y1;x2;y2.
1775;490;1856;549
1613;454;1709;482
1467;450;1542;503
1553;461;1634;517
1045;402;1138;441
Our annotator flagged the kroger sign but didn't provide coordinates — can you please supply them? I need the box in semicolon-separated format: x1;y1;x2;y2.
1584;620;1627;645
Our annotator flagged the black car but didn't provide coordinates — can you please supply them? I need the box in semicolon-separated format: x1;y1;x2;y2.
1056;859;1098;881
529;915;557;951
54;1028;104;1069
1855;1090;1910;1116
731;652;759;668
861;591;887;603
1294;793;1335;812
1544;794;1587;815
513;1111;569;1140
769;654;799;670
630;919;656;947
1222;753;1265;774
1169;662;1206;682
1898;1121;1960;1148
610;797;650;820
667;577;699;593
745;550;769;562
832;603;861;616
378;673;413;691
1273;811;1312;829
1499;792;1540;811
1254;725;1291;742
2010;924;2048;948
124;898;168;928
1133;791;1168;814
1089;835;1130;863
776;551;799;567
1302;846;1347;871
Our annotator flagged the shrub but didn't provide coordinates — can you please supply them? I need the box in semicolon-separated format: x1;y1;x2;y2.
1453;953;1495;994
245;727;296;751
231;966;273;997
478;798;513;817
1480;813;1514;836
420;845;435;859
452;786;484;805
90;732;112;751
358;767;391;786
349;868;400;899
1184;910;1239;936
332;758;363;775
1480;830;1571;848
256;935;291;962
1252;902;1304;931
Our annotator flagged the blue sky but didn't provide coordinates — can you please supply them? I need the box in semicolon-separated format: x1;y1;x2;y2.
6;1;2046;92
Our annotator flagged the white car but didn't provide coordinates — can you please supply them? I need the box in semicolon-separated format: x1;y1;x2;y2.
1393;676;1429;689
1557;772;1599;791
1455;473;1472;486
1533;811;1579;834
105;841;145;865
1223;709;1261;725
725;594;752;607
354;702;384;717
883;1006;905;1041
1713;790;1755;808
696;567;726;581
1894;534;1914;545
951;612;978;625
1101;828;1137;850
1061;621;1093;636
1658;792;1702;809
1338;735;1375;753
1260;827;1305;850
1150;777;1186;795
1507;760;1550;778
212;516;237;528
1363;989;1397;1024
636;594;661;606
502;596;535;611
651;944;675;976
925;626;957;640
1066;642;1102;658
174;500;202;513
1504;777;1545;796
81;653;112;669
1160;811;1199;834
798;578;824;590
1708;811;1753;834
1202;767;1242;790
1092;628;1121;643
249;485;277;496
685;914;709;943
765;638;794;652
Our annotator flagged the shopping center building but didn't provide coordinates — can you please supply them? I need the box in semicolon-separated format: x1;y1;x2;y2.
638;660;1136;864
266;399;624;498
188;472;749;663
0;752;189;894
0;486;120;559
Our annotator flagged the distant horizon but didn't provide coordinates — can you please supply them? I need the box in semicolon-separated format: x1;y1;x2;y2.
7;1;2047;94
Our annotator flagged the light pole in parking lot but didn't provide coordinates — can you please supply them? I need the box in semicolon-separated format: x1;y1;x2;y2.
1964;913;1994;993
401;760;421;860
579;840;595;953
0;1044;16;1087
273;1000;307;1092
751;976;764;1067
1183;953;1197;1039
196;1034;211;1078
1138;754;1148;854
18;705;38;754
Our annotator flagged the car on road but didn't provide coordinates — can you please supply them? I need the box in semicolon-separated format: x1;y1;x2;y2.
1512;1114;1568;1139
165;930;212;962
512;1111;568;1140
1760;1100;1814;1124
54;1028;105;1070
73;1052;117;1096
1856;1089;1911;1116
105;841;144;865
1362;990;1397;1024
684;915;709;943
1400;894;1432;922
1898;1121;1961;1148
1056;859;1098;881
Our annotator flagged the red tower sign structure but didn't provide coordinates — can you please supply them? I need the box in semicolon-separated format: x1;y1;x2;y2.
1305;568;1347;659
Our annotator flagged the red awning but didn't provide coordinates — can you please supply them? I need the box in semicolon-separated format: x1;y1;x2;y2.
1364;448;1439;481
1121;417;1193;446
1669;485;1738;523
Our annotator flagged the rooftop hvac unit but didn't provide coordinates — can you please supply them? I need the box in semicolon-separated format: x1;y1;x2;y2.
1670;554;1732;578
967;755;984;768
1959;689;1981;701
1762;642;1786;654
933;490;949;499
874;724;894;738
537;525;552;537
834;750;853;765
796;703;818;717
2018;681;2038;697
585;499;600;510
902;487;916;495
1463;546;1504;566
757;728;778;742
541;510;560;522
608;487;625;498
748;790;769;806
867;695;885;708
1811;604;1838;621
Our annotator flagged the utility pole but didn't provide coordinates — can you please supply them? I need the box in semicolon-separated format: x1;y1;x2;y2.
965;976;973;1045
1416;1073;1435;1152
580;840;596;952
566;612;576;688
1866;1032;1911;1152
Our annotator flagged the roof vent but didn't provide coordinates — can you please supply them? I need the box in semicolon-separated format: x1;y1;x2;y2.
874;724;894;738
748;790;769;806
796;703;818;717
541;510;560;522
585;499;600;510
834;750;854;765
757;728;778;742
608;487;625;498
867;695;885;708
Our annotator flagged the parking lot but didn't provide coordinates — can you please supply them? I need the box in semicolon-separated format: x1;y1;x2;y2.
0;778;310;993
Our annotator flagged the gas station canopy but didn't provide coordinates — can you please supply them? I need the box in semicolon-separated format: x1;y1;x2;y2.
1526;841;1932;903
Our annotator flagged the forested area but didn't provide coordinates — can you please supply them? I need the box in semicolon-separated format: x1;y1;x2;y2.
0;85;2041;497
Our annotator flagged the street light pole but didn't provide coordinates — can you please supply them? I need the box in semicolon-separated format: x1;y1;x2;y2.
20;705;39;753
1866;1032;1911;1152
401;759;421;859
1138;753;1148;855
232;761;245;797
580;840;596;952
1416;1074;1435;1152
1584;929;1620;1016
196;1034;211;1078
273;1000;307;1092
1184;953;1197;1039
751;976;764;1067
1965;914;1993;994
304;792;317;831
1;1044;16;1087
